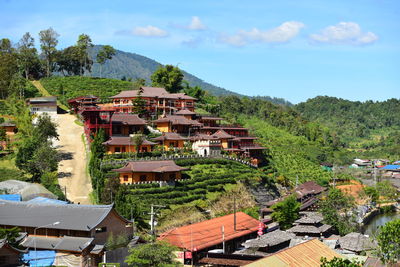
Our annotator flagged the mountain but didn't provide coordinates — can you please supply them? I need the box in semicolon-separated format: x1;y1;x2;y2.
87;45;291;106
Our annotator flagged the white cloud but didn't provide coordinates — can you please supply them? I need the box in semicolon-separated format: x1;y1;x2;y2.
132;25;168;37
219;21;304;47
187;16;206;30
310;22;378;45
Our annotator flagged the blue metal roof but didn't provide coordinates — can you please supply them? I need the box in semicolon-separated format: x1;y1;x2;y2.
0;194;21;201
380;165;400;170
27;196;68;205
23;250;56;266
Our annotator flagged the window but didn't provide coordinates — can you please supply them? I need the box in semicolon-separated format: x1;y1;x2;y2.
115;147;121;153
159;100;164;105
122;147;126;153
123;175;129;182
140;175;147;181
95;227;107;233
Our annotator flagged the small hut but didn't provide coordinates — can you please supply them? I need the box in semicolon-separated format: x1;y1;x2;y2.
338;232;376;254
242;230;295;253
287;212;332;237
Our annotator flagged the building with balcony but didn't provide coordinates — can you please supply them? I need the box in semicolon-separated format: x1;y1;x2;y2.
152;132;188;151
110;87;196;115
103;136;156;154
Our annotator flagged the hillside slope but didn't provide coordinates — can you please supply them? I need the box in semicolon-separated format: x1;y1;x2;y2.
87;45;291;105
295;96;400;156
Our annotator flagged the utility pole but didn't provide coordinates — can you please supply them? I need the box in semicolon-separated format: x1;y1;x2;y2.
149;204;165;239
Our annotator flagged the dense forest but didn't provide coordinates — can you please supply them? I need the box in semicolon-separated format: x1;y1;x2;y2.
295;96;400;158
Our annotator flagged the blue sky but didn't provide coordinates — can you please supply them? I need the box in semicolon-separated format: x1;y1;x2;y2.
1;0;399;103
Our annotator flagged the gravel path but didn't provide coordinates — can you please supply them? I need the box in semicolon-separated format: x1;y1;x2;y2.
55;114;92;204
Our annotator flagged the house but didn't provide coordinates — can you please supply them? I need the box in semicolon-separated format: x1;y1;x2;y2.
286;212;332;238
174;109;196;120
21;235;103;267
78;107;115;140
27;96;58;117
197;115;223;127
0;122;16;150
0;200;132;245
242;230;295;254
158;212;263;265
338;232;376;254
245;239;343;267
294;181;326;211
111;113;147;136
103;136;156;154
212;129;235;149
191;134;222;157
68;95;99;113
153;115;202;134
112;160;188;184
110;86;196;115
0;238;25;266
152;132;188;151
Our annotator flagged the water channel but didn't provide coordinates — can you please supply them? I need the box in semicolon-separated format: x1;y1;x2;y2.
363;211;400;237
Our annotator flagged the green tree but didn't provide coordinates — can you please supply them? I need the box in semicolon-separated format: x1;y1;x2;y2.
132;87;147;117
376;218;400;265
125;241;182;267
35;114;59;142
376;181;397;201
76;34;94;75
56;46;82;76
0;38;18;98
151;65;184;93
131;78;146;90
363;186;379;203
0;227;22;248
131;133;145;155
319;188;357;235
183;81;205;103
39;27;59;77
96;45;116;78
320;257;363;267
271;194;300;230
17;32;39;79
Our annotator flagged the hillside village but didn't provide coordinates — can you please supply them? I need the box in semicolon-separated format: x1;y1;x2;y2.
0;27;400;267
1;76;400;267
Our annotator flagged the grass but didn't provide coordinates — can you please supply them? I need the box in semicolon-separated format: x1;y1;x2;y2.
0;154;30;182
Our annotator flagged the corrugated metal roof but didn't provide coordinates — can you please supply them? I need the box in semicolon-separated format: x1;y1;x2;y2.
0;200;115;231
245;239;343;267
158;212;261;251
380;165;400;170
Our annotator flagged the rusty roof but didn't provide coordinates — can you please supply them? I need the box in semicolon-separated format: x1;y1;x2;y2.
295;181;326;198
175;109;196;115
112;160;188;173
245;239;343;267
111;113;147;125
213;129;235;139
158;212;262;251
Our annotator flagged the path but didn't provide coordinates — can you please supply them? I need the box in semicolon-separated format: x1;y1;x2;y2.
30;80;92;203
55;114;92;204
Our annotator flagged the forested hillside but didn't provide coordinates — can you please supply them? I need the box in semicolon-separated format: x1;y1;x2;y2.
295;96;400;157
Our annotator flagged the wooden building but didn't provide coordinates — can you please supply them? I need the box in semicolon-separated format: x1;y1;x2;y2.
103;136;156;154
0;122;16;150
245;239;343;267
110;86;196;115
287;212;332;238
242;230;295;254
79;108;115;140
112;160;188;184
158;212;262;265
174;109;196;120
111;113;147;135
153;115;202;134
68;95;99;113
0;238;24;266
0;200;131;245
152;132;188;151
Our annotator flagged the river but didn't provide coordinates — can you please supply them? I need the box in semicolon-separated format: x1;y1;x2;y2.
363;211;400;237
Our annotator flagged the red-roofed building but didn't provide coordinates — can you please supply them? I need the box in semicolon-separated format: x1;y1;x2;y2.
110;86;196;115
158;212;263;264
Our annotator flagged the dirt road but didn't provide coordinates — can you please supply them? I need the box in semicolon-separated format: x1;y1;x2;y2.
55;114;92;204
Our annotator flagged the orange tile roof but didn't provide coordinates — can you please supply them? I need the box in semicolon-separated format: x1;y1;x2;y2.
245;239;343;267
158;212;262;251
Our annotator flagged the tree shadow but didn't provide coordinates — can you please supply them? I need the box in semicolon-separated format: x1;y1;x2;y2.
58;172;72;178
58;151;74;160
